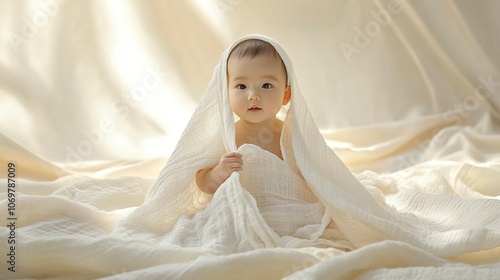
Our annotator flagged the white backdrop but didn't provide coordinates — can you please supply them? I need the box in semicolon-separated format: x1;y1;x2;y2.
1;1;500;279
1;0;499;167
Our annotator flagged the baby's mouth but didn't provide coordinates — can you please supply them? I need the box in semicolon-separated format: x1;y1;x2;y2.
248;106;262;112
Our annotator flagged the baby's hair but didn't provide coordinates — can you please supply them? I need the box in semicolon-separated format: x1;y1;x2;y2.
229;39;281;60
228;39;289;85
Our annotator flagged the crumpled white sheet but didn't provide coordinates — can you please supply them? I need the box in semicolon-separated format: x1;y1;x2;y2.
1;34;499;280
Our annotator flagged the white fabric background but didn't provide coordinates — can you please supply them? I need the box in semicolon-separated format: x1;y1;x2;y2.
2;0;499;168
1;1;500;279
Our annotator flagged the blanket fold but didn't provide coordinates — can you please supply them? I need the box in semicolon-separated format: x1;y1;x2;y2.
1;33;499;279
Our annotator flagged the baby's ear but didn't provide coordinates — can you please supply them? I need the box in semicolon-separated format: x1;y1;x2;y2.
282;86;291;105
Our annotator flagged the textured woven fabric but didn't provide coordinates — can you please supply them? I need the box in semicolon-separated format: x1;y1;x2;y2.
111;33;500;270
1;34;499;279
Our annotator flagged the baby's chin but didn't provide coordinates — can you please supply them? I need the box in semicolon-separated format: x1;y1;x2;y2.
236;117;282;125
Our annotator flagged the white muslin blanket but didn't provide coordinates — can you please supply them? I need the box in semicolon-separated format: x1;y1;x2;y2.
0;34;499;279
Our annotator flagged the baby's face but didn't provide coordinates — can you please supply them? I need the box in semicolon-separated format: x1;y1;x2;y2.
227;54;289;125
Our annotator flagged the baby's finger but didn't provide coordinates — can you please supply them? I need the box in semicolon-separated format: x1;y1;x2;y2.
230;162;243;168
231;165;243;172
226;152;243;158
226;157;243;164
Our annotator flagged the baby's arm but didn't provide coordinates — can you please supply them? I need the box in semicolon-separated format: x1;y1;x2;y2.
196;152;243;194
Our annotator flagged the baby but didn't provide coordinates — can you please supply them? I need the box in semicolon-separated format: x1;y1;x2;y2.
116;35;351;248
196;39;291;194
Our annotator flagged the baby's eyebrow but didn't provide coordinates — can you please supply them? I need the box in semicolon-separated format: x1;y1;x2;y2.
230;75;279;82
261;75;279;81
231;76;247;81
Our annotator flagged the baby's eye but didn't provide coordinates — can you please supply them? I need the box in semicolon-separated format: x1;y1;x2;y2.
262;83;272;89
236;84;247;90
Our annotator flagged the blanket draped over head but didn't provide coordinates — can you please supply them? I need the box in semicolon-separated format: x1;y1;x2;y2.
4;34;498;279
113;34;500;269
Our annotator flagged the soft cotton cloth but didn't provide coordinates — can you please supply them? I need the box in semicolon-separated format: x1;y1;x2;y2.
112;34;499;275
1;34;499;280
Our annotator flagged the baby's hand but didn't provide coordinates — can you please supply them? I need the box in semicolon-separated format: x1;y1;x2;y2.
217;152;243;180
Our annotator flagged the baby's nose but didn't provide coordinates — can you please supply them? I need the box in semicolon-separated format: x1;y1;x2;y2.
248;93;260;101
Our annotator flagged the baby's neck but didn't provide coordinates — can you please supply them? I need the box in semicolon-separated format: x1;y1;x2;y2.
235;118;284;159
237;118;282;132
